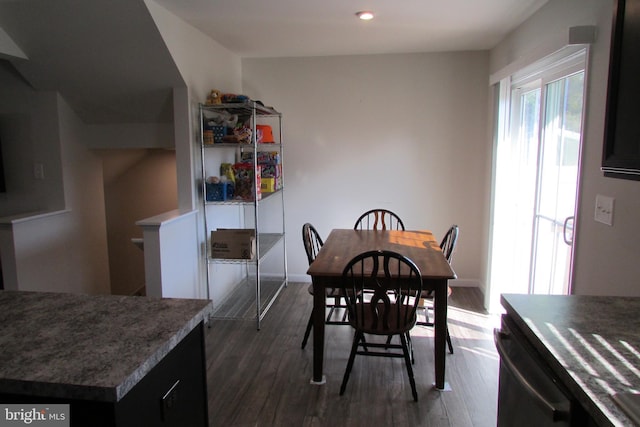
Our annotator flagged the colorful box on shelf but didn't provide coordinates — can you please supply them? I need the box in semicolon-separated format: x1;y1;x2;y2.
261;177;281;193
203;119;227;144
256;168;261;199
210;229;256;259
205;181;234;201
212;126;227;143
240;151;281;164
260;163;282;179
233;163;262;200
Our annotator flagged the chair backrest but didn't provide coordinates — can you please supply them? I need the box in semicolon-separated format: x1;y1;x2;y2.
302;223;324;266
353;209;405;231
342;250;422;333
440;225;459;264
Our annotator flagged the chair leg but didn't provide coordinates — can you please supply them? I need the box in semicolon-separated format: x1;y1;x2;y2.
407;332;414;364
301;310;313;349
400;332;418;401
340;331;362;396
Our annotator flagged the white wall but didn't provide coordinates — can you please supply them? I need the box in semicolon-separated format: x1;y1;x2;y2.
137;209;201;298
145;0;243;299
146;0;242;212
242;52;491;288
490;0;640;297
0;59;110;294
0;94;111;294
47;95;111;293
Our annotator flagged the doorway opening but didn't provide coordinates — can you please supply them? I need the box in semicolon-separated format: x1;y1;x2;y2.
97;148;178;296
487;46;588;313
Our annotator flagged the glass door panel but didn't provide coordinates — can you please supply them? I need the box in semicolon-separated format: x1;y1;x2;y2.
531;72;583;295
488;85;540;300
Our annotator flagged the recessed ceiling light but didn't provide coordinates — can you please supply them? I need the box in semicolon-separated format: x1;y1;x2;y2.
356;11;374;21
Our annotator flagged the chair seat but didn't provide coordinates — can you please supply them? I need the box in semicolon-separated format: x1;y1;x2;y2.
350;303;417;335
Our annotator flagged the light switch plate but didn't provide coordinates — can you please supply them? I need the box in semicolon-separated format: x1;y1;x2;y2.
595;194;614;226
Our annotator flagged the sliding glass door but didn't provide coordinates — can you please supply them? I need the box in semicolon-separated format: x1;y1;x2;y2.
488;48;586;311
530;72;583;295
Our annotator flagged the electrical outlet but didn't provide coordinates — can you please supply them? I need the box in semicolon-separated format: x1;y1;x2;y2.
594;194;614;226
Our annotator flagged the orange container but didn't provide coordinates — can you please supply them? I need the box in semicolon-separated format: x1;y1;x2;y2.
256;125;275;143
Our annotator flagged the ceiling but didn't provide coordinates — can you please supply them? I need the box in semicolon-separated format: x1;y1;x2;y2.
0;0;184;123
154;0;550;58
0;0;550;124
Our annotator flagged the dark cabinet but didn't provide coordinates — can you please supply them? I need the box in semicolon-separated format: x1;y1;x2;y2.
495;315;597;426
0;324;208;427
602;0;640;180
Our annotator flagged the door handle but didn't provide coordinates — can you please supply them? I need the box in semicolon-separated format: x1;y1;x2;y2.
563;216;574;246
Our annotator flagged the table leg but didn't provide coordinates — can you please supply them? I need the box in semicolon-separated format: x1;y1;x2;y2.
433;279;448;390
311;279;326;384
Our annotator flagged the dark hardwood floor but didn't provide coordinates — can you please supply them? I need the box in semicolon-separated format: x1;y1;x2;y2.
205;283;500;426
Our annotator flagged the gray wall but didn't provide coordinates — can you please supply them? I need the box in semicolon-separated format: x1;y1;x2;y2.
242;0;640;303
0;61;65;215
242;52;492;290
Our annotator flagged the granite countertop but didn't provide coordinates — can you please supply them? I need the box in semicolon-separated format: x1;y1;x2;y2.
0;290;212;402
501;294;640;427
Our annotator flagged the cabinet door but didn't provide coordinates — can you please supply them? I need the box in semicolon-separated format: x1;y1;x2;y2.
114;324;208;427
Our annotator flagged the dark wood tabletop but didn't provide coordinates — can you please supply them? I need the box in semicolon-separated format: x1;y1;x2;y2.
307;229;456;281
306;229;456;390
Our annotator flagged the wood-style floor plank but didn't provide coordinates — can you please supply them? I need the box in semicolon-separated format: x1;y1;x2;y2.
205;283;500;427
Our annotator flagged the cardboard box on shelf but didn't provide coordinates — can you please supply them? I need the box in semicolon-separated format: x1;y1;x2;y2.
210;229;256;259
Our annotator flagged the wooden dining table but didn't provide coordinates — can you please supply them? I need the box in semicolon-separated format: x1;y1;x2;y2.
306;229;456;390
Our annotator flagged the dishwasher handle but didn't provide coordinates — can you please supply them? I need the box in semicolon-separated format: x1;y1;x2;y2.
494;328;570;422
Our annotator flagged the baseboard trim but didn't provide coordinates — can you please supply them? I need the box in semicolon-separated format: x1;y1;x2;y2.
449;279;480;288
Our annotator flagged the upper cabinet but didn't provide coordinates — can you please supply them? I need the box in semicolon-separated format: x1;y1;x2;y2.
603;0;640;180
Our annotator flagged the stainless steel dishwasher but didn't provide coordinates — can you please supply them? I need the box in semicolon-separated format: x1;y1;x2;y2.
494;315;573;426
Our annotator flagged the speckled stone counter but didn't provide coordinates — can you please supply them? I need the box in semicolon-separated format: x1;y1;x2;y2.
0;290;212;403
501;294;640;427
